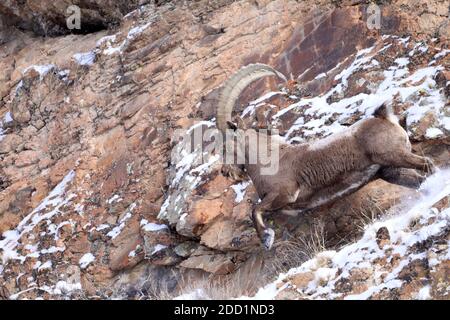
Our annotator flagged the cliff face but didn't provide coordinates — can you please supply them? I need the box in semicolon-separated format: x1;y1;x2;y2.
0;0;448;299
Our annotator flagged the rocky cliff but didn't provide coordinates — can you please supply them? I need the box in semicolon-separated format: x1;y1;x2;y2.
0;0;448;299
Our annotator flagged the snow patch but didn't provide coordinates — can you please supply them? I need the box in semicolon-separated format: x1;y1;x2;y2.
23;64;55;80
79;253;95;269
425;128;443;139
230;181;250;203
151;244;167;256
73;51;96;66
106;203;137;239
0;170;76;265
140;219;168;232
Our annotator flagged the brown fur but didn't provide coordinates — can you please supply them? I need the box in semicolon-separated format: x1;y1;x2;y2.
217;66;435;249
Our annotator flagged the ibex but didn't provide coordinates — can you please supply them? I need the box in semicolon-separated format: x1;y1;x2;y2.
217;63;435;250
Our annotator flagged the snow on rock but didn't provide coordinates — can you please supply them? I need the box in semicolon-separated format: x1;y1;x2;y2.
127;22;152;39
38;260;52;271
241;91;285;117
0;170;76;265
96;35;117;47
245;169;450;300
140;219;168;232
9;280;82;300
151;244;168;255
416;285;431;300
3;112;13;124
23;64;55;80
107;194;122;204
0;114;8;141
157;120;219;226
106;203;137;239
268;36;448;143
128;245;141;258
425;128;444;139
97;16;156;56
73;51;96;66
230;181;250;203
79;253;95;269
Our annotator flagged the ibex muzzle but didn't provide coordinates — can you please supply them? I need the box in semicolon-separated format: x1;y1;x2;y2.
217;63;435;250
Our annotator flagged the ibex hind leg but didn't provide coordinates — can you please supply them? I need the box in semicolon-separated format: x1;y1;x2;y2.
378;167;426;189
252;189;300;250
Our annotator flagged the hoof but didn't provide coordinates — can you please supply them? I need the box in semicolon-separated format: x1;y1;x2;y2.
262;228;275;250
425;158;436;175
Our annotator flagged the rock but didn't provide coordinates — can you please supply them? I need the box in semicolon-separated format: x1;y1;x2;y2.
200;218;258;250
407;112;440;141
435;70;450;98
0;285;10;299
141;221;180;266
376;226;391;249
398;259;429;283
176;198;224;237
290;272;315;289
0;134;22;154
180;249;236;275
143;242;181;266
430;260;450;300
173;241;199;258
109;231;144;272
14;150;40;168
119;93;149;119
10;101;32;123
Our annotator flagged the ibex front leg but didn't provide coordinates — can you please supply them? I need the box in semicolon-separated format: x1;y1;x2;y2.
252;185;305;250
401;153;435;174
375;152;435;175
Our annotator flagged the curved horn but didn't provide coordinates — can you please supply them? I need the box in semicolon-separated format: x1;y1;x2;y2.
216;63;287;131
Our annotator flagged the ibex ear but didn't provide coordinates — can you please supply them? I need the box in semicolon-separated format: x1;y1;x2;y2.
226;121;238;131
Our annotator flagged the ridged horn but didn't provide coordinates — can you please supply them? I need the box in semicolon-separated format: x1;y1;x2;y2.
216;63;287;131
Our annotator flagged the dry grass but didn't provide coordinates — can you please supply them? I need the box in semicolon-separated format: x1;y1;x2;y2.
354;195;387;233
296;220;327;259
175;266;264;300
141;274;175;300
261;220;328;284
121;220;332;300
264;240;309;277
